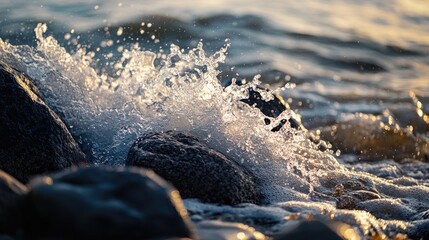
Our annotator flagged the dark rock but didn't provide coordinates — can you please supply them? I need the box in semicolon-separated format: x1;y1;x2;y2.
335;189;382;210
336;195;357;210
319;179;380;211
0;62;87;182
0;170;27;234
273;220;353;240
126;131;261;205
350;190;381;201
23;166;195;240
241;88;286;118
0;235;15;240
241;88;303;132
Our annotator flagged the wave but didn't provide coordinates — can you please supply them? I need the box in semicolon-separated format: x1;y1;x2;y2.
1;24;429;238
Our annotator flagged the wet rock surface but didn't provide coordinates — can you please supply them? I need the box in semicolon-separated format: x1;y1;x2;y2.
241;88;303;132
22;166;195;240
0;62;87;182
0;170;27;235
126;131;261;205
0;235;15;240
241;88;286;118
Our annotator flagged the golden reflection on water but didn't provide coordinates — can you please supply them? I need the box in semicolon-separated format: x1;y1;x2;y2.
305;0;429;47
410;91;429;125
334;222;360;240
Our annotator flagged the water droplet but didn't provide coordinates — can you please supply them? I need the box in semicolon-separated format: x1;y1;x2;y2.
116;27;123;36
335;150;341;156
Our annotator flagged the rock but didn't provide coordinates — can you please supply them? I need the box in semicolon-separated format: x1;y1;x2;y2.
241;88;286;118
318;175;380;210
316;113;429;161
273;220;357;240
241;88;303;132
0;170;27;234
196;220;266;240
0;235;15;240
22;166;195;240
335;195;357;210
0;62;87;182
126;131;261;205
335;189;382;210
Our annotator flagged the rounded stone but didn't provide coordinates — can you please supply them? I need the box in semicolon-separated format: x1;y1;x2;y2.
0;170;28;234
0;62;87;182
126;131;261;205
23;166;195;240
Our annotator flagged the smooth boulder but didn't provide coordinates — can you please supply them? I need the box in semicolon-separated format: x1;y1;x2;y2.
0;170;27;234
0;62;87;182
126;131;261;205
23;166;195;240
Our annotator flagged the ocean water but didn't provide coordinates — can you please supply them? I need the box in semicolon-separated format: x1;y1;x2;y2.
1;0;429;239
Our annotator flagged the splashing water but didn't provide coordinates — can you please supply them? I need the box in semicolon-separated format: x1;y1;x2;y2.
0;24;340;197
1;24;429;239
